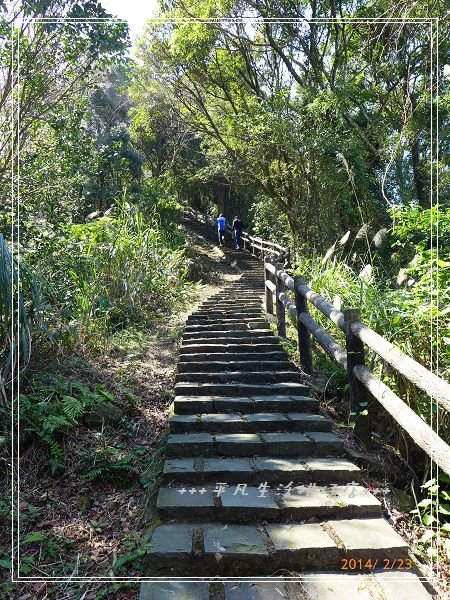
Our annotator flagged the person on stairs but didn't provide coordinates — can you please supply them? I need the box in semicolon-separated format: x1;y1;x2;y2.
215;213;227;246
232;215;246;249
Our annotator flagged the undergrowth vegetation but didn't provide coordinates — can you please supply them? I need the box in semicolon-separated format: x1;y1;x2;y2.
2;0;450;592
31;196;189;348
287;203;450;567
292;204;449;430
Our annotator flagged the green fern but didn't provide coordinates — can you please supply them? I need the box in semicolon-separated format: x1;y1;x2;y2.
84;467;106;480
61;395;85;420
20;374;118;473
46;439;63;458
43;414;71;433
84;453;139;487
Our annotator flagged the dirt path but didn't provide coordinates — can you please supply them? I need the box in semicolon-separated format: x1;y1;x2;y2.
8;219;250;600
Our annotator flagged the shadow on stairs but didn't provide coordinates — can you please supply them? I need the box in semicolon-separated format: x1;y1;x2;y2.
139;245;434;599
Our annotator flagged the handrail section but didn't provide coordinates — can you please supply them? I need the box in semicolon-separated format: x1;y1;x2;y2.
263;257;450;477
185;207;290;263
186;205;450;475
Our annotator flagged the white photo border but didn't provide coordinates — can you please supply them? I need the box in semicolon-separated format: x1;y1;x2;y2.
9;12;441;589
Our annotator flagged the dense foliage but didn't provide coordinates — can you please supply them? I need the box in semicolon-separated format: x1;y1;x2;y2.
129;0;449;442
132;0;448;248
0;2;191;399
1;0;449;586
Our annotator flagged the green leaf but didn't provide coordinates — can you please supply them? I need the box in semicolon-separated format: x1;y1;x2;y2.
61;395;84;420
422;514;436;526
419;529;435;543
417;498;433;508
422;479;437;489
0;559;12;569
23;532;47;544
96;387;114;401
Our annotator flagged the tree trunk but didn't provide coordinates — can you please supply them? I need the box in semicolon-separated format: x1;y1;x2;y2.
216;178;230;215
411;136;427;208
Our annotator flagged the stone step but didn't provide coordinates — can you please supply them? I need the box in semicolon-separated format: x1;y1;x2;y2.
173;394;318;414
140;572;432;599
145;518;410;575
177;360;296;373
188;313;263;321
201;297;263;302
207;292;263;297
174;382;310;396
192;307;262;313
184;322;269;332
204;289;261;293
182;329;275;339
205;289;263;293
189;310;262;318
166;431;344;458
213;295;263;298
195;303;262;308
218;293;263;297
187;319;266;327
156;484;381;522
203;292;263;297
196;309;263;316
162;456;361;485
179;351;288;362
175;371;304;384
200;302;263;309
179;343;282;354
169;412;332;433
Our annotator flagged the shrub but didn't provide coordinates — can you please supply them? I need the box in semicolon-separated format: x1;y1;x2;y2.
31;194;190;347
20;375;114;474
0;234;52;400
292;204;450;447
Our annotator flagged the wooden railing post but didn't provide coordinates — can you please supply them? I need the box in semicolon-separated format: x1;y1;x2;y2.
264;257;273;315
285;247;291;268
294;275;313;374
344;308;371;446
275;262;286;337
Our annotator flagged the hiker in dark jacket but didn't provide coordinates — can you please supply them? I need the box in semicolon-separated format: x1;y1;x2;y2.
232;216;246;249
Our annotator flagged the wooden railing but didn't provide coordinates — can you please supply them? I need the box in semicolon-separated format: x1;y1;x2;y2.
185;207;290;263
186;206;450;476
264;257;450;477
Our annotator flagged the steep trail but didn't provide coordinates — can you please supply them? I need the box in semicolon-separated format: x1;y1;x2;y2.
139;222;433;599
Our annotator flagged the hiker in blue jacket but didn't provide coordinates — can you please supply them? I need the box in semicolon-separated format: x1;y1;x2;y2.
215;213;227;246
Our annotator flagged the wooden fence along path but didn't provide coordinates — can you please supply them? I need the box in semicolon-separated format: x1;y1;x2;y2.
139;210;446;599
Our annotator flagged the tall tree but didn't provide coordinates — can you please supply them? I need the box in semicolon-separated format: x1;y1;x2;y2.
133;0;448;250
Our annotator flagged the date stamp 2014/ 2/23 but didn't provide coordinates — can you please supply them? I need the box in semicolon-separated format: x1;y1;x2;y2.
341;558;413;570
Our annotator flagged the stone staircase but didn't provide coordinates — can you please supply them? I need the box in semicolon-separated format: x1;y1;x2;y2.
140;248;433;598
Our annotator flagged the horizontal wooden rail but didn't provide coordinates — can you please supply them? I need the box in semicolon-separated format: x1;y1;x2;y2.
354;365;450;476
262;255;450;471
278;291;296;320
351;321;450;413
297;283;346;331
187;205;450;472
292;282;450;415
265;279;276;293
298;312;347;368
